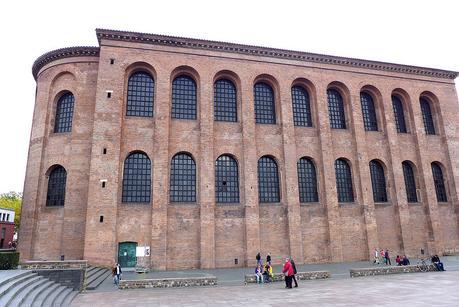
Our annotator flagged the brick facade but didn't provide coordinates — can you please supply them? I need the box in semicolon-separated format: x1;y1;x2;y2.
18;29;459;270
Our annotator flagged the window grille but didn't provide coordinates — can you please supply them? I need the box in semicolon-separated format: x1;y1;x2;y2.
254;82;276;124
292;86;312;127
402;161;418;203
392;95;407;133
327;89;346;129
122;152;151;203
54;93;75;133
126;72;154;117
258;156;280;202
214;79;237;122
369;160;388;202
420;98;436;135
335;159;354;202
46;166;67;206
172;75;197;119
297;157;318;202
431;163;447;202
360;92;378;131
215;155;239;203
170;153;196;202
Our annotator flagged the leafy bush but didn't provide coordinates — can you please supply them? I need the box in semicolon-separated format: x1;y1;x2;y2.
0;252;20;269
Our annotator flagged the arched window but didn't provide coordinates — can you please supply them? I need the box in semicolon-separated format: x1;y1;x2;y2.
172;75;197;119
215;155;239;203
335;159;354;202
214;79;237;122
420;98;436;135
392;96;407;133
402;161;418;203
360;92;378;131
46;165;67;206
297;157;318;202
122;152;151;203
170;153;196;202
126;71;154;117
54;92;75;133
431;162;447;202
369;160;387;202
257;156;280;202
292;86;312;127
327;89;346;129
254;82;276;124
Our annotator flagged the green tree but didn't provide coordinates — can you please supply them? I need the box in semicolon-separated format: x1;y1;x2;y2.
0;192;22;233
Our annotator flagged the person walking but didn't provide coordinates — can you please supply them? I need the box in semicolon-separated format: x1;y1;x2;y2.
380;249;386;265
256;252;261;265
374;248;380;264
290;258;298;287
282;258;294;289
114;262;122;286
385;249;391;265
266;252;272;265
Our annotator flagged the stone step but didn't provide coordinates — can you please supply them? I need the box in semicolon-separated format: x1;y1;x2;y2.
62;290;79;307
86;267;107;284
86;266;104;279
22;280;54;307
31;282;60;307
0;275;42;307
0;271;33;289
0;272;38;299
52;287;72;307
40;284;67;307
9;277;47;307
86;269;111;290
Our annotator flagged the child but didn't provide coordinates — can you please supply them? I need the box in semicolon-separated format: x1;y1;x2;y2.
255;264;264;284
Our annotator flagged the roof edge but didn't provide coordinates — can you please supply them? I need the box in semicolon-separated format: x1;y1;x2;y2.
95;28;458;80
32;46;100;80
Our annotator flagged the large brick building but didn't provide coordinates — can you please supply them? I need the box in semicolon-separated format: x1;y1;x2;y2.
19;29;459;270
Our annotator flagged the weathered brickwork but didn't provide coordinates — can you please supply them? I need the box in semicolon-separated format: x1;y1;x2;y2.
18;29;459;271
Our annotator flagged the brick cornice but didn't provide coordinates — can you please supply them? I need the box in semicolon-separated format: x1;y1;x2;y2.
95;28;458;80
32;46;100;80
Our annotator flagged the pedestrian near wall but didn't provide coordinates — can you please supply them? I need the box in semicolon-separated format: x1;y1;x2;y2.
256;252;261;265
380;249;386;265
290;258;298;287
374;248;380;264
385;249;391;265
114;263;122;286
266;252;271;265
282;258;294;289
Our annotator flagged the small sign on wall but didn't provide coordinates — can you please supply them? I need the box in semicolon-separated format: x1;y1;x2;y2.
136;246;151;257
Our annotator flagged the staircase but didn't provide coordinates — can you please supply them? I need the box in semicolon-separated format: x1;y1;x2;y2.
85;266;111;290
0;271;78;307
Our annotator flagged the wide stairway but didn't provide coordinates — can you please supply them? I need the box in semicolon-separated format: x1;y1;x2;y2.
85;266;111;290
0;270;78;307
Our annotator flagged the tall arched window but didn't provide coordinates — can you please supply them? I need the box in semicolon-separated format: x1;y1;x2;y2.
431;162;447;202
392;95;407;133
335;159;354;202
297;157;318;202
327;89;346;129
122;152;151;203
292;86;312;127
170;153;196;202
254;82;276;124
369;160;387;202
215;155;239;203
172;75;197;119
360;92;378;131
126;71;154;117
46;165;67;206
257;156;280;202
402;161;418;203
420;98;436;135
54;92;75;133
214;79;237;122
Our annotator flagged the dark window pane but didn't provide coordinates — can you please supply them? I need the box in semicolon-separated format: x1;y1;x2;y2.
170;153;196;202
360;92;378;131
297;158;318;202
369;160;387;202
431;163;447;202
122;152;151;203
327;89;346;129
258;156;280;202
54;93;74;133
335;159;354;202
172;76;197;119
392;96;407;133
215;155;239;203
214;79;237;122
402;161;418;203
292;86;312;127
126;72;154;117
254;82;276;124
420;98;436;135
46;166;67;207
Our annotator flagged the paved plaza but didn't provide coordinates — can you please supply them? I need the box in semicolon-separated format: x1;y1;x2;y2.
72;256;459;306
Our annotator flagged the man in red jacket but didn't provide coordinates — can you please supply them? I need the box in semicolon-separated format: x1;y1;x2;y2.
282;258;294;289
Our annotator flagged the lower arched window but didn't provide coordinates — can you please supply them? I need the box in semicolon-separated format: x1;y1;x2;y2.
170;153;196;202
431;162;447;202
46;165;67;206
215;155;239;203
402;161;418;203
369;160;387;202
122;152;151;203
297;157;318;202
335;159;354;202
258;156;280;202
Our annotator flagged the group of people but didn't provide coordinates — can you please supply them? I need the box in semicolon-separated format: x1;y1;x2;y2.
254;252;298;289
431;255;445;271
395;255;411;266
373;248;394;265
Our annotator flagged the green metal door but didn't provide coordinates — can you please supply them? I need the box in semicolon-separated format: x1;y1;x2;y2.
118;242;137;268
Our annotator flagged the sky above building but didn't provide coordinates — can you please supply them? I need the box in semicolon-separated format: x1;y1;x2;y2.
0;0;458;193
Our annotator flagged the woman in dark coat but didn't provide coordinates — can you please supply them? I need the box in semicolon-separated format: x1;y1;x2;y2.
290;258;298;287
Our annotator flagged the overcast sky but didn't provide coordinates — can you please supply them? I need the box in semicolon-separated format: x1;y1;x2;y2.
0;0;458;194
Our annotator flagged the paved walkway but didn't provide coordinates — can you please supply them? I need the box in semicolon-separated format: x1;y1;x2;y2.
73;270;459;306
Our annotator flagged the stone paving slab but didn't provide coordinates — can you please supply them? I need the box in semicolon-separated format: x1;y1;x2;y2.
73;270;459;306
